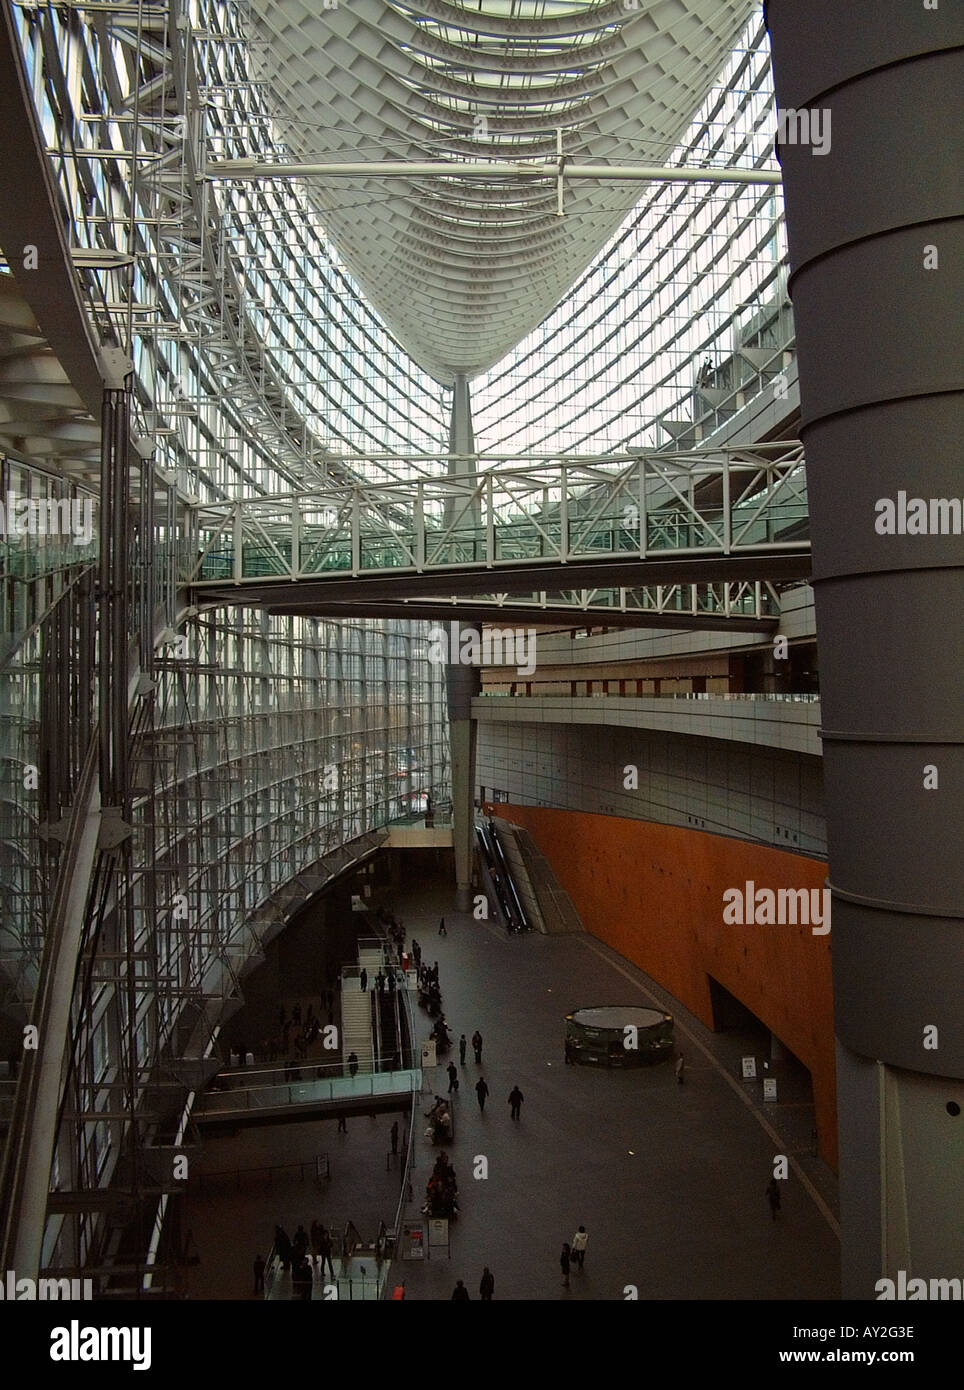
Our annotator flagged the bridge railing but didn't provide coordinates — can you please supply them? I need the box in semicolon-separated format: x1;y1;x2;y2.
197;1067;422;1117
186;446;808;586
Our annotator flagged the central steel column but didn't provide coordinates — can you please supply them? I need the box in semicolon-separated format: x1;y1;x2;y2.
446;376;480;911
766;1;964;1296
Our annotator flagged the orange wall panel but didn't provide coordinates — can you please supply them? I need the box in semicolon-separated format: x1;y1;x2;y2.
492;804;837;1168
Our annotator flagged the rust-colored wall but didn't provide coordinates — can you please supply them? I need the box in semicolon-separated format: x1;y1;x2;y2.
492;804;837;1168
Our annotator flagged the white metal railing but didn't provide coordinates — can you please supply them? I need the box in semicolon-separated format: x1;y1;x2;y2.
187;444;809;587
477;691;820;703
197;1068;421;1117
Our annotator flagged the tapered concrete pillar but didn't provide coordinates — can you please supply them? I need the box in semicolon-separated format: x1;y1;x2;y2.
445;379;480;911
766;1;964;1297
447;644;479;912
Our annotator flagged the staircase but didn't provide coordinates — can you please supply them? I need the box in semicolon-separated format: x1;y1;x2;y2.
358;945;383;976
340;975;375;1075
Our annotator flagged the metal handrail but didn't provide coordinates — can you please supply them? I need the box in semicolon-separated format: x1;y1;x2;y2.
386;1090;418;1283
478;690;820;703
197;1068;422;1116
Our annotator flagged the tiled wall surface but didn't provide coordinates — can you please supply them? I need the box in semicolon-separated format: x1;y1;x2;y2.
476;715;825;856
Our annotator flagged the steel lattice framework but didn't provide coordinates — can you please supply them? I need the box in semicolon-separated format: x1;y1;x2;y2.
245;0;757;381
0;0;802;1296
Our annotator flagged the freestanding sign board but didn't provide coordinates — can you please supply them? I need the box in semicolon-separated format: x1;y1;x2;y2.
741;1056;757;1079
401;1223;425;1260
421;1040;437;1068
429;1218;450;1256
763;1077;778;1101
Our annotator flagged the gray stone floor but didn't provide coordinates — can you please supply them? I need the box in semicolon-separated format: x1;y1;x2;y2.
181;1112;408;1299
180;869;840;1301
390;880;839;1302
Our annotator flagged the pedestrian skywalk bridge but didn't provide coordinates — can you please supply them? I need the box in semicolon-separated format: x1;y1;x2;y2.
194;1065;421;1124
185;445;809;627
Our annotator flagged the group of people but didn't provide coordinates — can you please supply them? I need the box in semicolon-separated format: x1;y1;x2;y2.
430;1015;451;1050
451;1268;495;1300
560;1226;589;1289
265;1220;337;1298
417;961;443;1017
376;904;408;965
367;966;399;995
424;1094;453;1144
248;993;338;1068
423;1150;459;1219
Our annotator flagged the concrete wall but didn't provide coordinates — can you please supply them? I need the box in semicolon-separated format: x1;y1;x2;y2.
477;718;825;856
476;694;821;758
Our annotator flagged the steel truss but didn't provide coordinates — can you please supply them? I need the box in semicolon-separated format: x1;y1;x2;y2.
189;443;809;591
0;0;798;1297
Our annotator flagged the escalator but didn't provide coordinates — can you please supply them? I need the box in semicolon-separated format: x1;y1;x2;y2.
373;969;412;1071
476;819;528;932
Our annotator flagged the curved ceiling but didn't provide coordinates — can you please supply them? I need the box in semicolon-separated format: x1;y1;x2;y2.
247;0;755;385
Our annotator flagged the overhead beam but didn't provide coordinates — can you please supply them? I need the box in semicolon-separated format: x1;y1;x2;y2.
206;159;782;186
260;599;779;633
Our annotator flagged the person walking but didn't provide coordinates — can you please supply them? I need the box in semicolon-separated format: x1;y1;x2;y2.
412;939;421;969
292;1224;309;1262
318;1226;335;1280
560;1243;571;1290
766;1177;782;1220
451;1279;470;1300
508;1085;524;1120
253;1253;266;1295
475;1077;489;1113
472;1030;483;1063
359;967;368;992
348;1051;359;1077
479;1267;495;1301
447;1061;459;1094
337;1114;347;1133
675;1052;685;1085
438;916;447;937
459;1033;467;1065
391;1120;399;1156
275;1224;292;1272
571;1226;588;1270
292;1256;313;1301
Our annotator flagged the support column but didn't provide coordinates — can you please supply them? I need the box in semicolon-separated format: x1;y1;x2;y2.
447;640;480;913
445;378;480;911
766;2;964;1297
443;373;479;535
